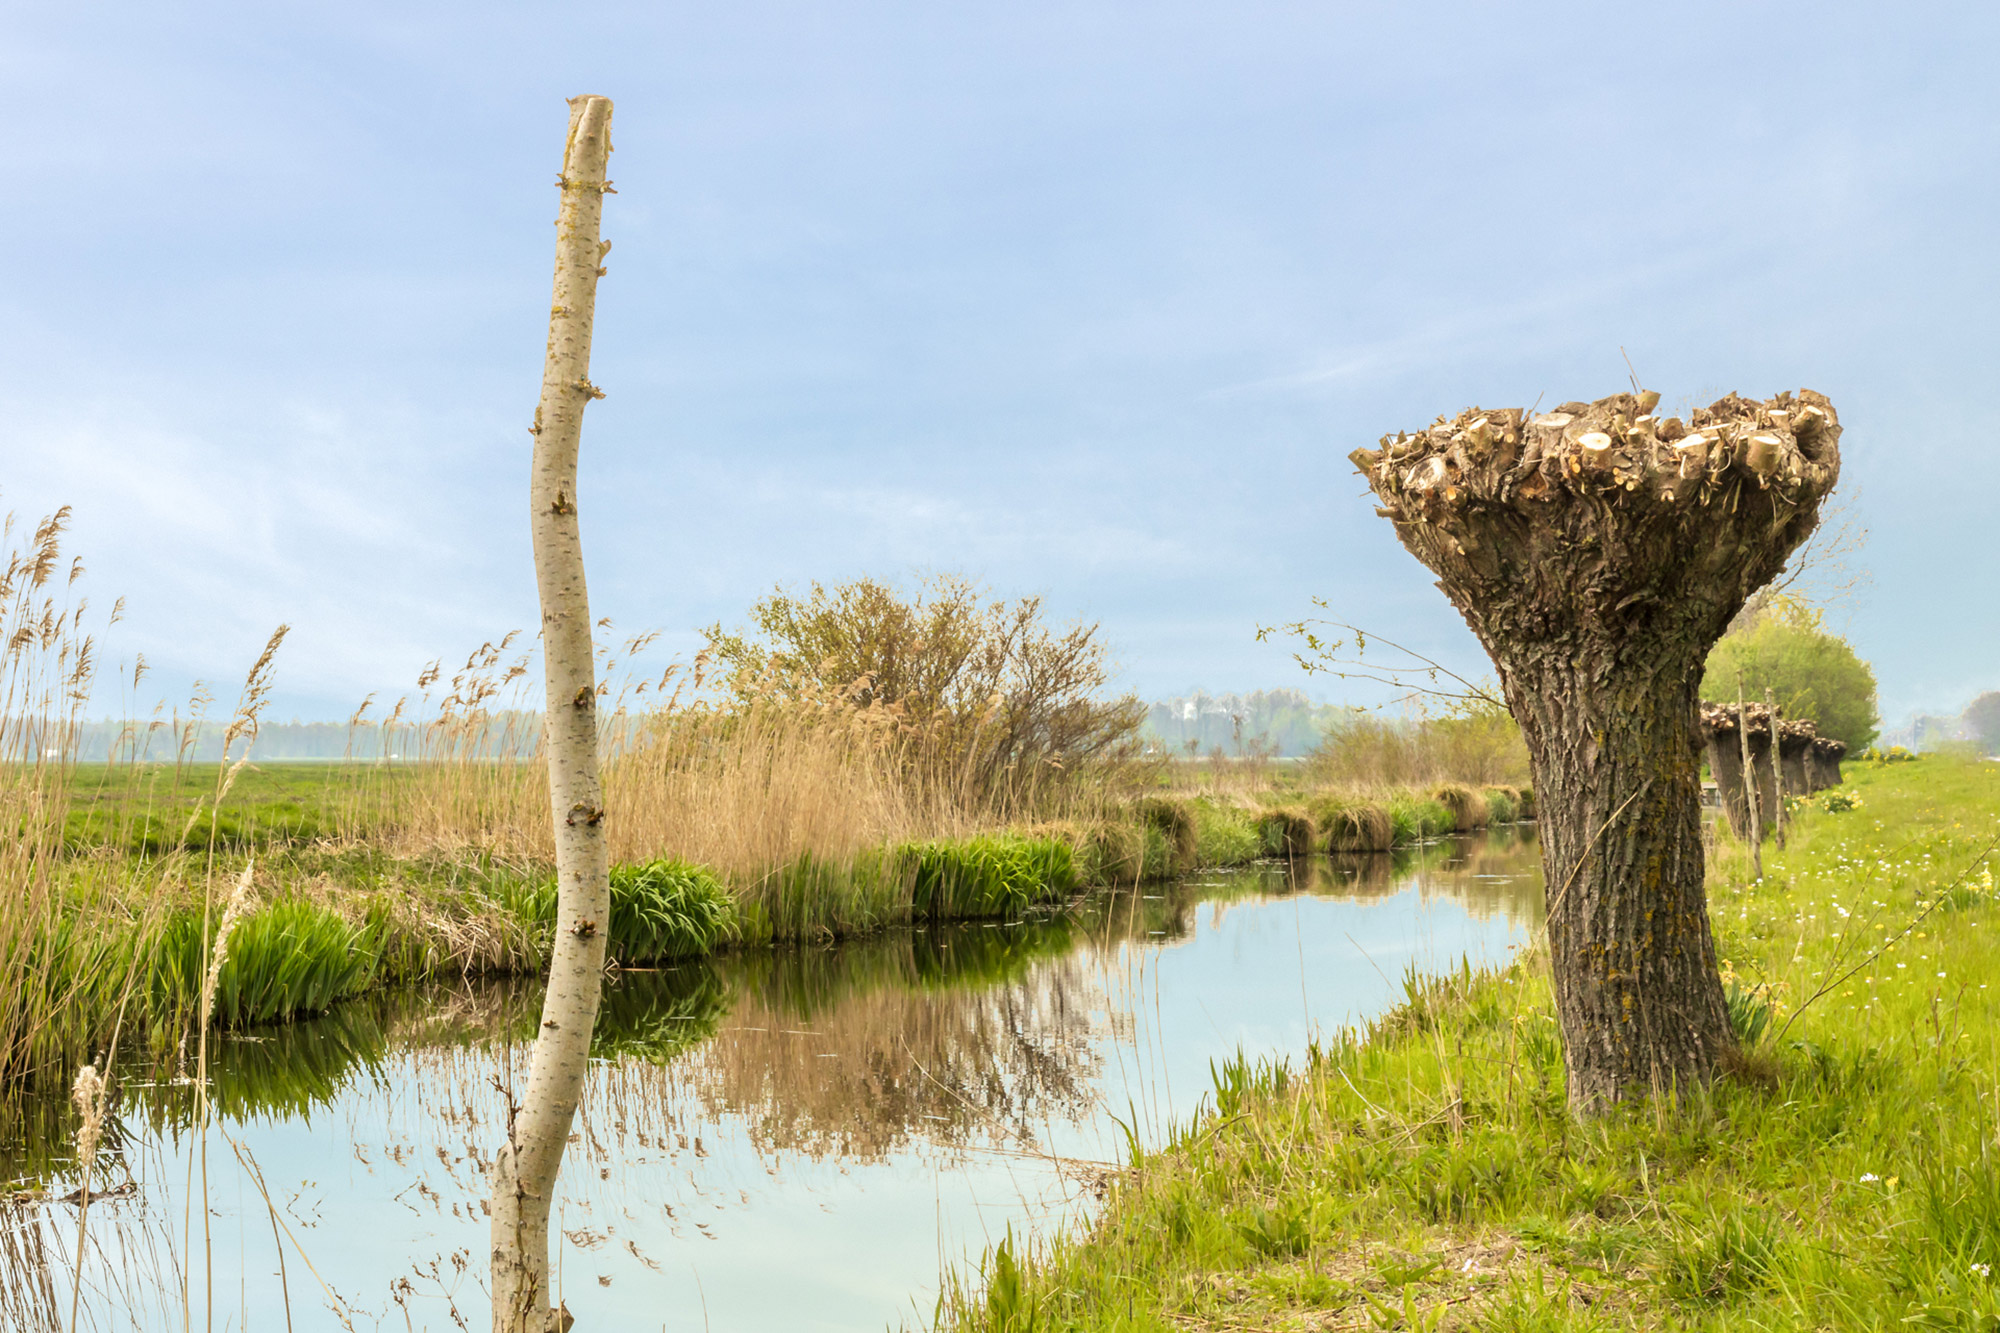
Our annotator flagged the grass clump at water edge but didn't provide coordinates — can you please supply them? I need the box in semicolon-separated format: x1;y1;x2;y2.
514;857;736;964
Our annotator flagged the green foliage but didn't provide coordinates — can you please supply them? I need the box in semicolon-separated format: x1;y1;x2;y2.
517;858;736;963
1702;594;1880;749
901;836;1078;920
1966;692;2000;757
1385;795;1454;844
1725;980;1774;1046
700;573;1148;802
153;900;377;1028
1189;801;1264;866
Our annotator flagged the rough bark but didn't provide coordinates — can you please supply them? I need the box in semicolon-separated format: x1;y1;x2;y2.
1701;702;1780;843
1765;690;1787;850
1777;718;1814;799
1736;685;1763;877
1808;736;1848;790
1701;705;1752;841
489;94;615;1333
1350;388;1841;1110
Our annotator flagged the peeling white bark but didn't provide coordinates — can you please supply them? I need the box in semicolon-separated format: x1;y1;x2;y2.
489;94;615;1333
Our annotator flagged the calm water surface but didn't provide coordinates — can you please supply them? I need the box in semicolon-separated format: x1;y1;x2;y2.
13;832;1542;1332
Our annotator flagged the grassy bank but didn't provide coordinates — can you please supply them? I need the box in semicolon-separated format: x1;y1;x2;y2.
7;763;1533;1087
939;755;2000;1332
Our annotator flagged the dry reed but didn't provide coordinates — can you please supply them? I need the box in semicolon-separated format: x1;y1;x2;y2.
1306;703;1529;790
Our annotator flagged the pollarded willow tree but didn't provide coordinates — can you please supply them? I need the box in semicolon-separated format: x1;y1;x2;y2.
1350;389;1841;1109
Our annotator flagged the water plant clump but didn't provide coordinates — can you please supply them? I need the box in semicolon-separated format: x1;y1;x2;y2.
516;858;736;964
902;835;1080;920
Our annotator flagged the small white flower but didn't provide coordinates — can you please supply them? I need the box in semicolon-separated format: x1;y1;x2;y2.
1860;1173;1881;1183
1974;1262;1992;1279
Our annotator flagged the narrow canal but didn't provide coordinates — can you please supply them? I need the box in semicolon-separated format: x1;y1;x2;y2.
16;830;1543;1332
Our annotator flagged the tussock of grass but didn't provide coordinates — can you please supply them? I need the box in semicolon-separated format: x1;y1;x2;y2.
1259;808;1317;858
1387;794;1456;844
1483;785;1521;824
516;858;735;964
939;757;2000;1333
1191;801;1265;867
1431;781;1489;832
1051;819;1146;887
1315;797;1395;852
902;835;1079;920
1134;796;1199;872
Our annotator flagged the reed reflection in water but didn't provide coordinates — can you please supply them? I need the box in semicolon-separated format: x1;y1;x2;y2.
0;829;1541;1332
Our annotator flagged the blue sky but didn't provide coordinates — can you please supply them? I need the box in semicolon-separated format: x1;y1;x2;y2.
5;1;1995;725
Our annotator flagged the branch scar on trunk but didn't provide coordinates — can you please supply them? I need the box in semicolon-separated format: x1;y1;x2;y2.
1348;388;1841;1111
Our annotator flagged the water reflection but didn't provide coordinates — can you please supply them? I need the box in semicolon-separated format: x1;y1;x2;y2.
3;831;1542;1332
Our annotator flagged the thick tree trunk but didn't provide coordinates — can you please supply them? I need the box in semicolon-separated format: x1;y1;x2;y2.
1777;718;1813;800
1808;737;1847;790
1748;727;1779;836
1701;706;1754;841
1765;690;1787;850
1702;702;1778;843
1350;388;1841;1111
1736;687;1764;876
489;94;615;1333
1506;649;1728;1109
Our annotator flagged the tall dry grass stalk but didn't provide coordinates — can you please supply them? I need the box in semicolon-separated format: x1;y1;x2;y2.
351;643;1025;893
0;507;149;1083
1306;702;1530;791
67;1062;106;1333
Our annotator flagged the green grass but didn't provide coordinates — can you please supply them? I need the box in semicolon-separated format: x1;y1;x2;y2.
937;755;2000;1333
1387;793;1457;844
903;835;1081;920
151;899;377;1029
60;761;359;853
1191;801;1266;867
514;857;737;964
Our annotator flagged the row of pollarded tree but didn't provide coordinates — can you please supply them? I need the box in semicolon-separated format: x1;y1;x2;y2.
1701;703;1847;840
